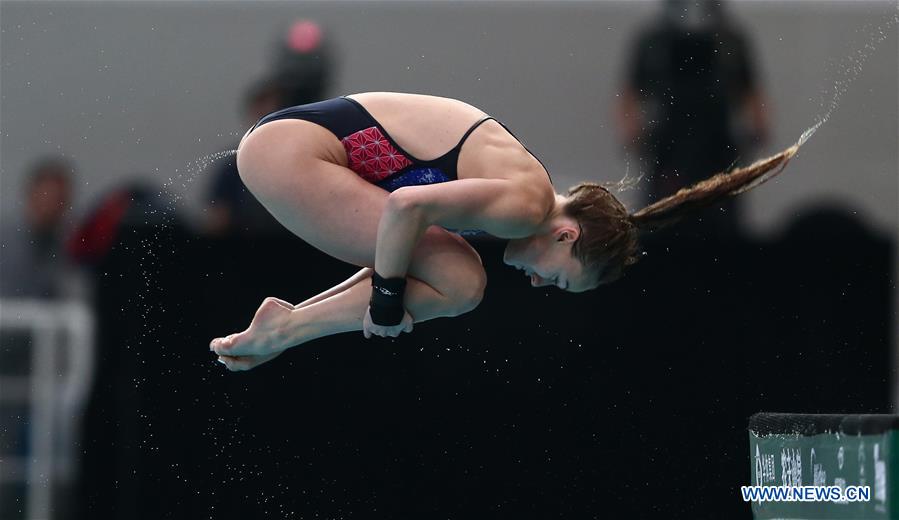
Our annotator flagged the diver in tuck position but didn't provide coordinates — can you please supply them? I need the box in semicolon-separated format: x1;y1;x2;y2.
209;92;799;371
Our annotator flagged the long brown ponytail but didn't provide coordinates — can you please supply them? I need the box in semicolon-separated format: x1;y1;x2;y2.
629;142;801;231
564;139;804;287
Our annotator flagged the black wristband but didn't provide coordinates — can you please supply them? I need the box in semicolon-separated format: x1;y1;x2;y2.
369;271;407;326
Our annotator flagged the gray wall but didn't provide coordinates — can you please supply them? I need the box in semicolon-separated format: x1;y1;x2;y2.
2;0;896;235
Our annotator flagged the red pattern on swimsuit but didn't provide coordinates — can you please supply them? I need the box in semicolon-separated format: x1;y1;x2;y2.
341;126;412;182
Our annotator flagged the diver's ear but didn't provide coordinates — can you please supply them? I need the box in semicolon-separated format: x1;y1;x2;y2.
555;225;579;243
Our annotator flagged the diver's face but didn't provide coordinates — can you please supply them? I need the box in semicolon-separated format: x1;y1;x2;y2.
503;229;592;293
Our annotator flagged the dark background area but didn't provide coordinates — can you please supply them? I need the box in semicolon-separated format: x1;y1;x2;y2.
77;207;893;519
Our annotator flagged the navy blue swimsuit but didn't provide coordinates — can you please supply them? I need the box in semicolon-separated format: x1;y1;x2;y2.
250;96;550;236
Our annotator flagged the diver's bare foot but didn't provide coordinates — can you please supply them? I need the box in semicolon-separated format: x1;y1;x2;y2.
216;351;284;372
209;297;294;358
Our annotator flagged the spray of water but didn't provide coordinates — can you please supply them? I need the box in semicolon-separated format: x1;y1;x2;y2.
609;157;645;193
619;7;899;191
814;8;899;129
159;148;238;207
771;7;899;172
128;147;241;465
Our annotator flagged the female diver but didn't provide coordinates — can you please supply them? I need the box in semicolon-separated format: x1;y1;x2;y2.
209;92;799;371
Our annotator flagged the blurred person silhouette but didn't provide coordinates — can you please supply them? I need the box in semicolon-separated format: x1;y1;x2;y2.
204;19;334;237
68;180;185;266
616;0;770;238
273;19;333;107
0;156;85;299
205;77;286;237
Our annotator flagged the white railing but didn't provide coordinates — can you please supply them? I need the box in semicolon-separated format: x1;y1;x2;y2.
0;299;95;520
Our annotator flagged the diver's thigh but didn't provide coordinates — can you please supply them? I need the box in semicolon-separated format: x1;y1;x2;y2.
237;119;486;285
236;121;390;266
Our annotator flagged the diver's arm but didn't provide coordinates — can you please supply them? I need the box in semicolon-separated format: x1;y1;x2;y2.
373;177;548;279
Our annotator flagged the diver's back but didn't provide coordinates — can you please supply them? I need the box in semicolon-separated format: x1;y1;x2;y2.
345;92;490;161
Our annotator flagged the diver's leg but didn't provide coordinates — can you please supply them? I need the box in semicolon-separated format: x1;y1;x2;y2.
213;268;374;370
213;264;484;371
290;267;373;310
211;231;486;369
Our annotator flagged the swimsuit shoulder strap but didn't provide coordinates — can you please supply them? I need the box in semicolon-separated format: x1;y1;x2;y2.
449;116;494;152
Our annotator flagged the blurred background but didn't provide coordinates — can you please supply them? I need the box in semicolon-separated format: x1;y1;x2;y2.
0;0;895;518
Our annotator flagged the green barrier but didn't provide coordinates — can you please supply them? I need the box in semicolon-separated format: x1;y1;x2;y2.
748;413;899;519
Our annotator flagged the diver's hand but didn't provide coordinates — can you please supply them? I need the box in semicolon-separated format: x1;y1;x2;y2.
362;306;413;339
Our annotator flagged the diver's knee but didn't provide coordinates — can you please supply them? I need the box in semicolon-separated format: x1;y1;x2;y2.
445;268;487;317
